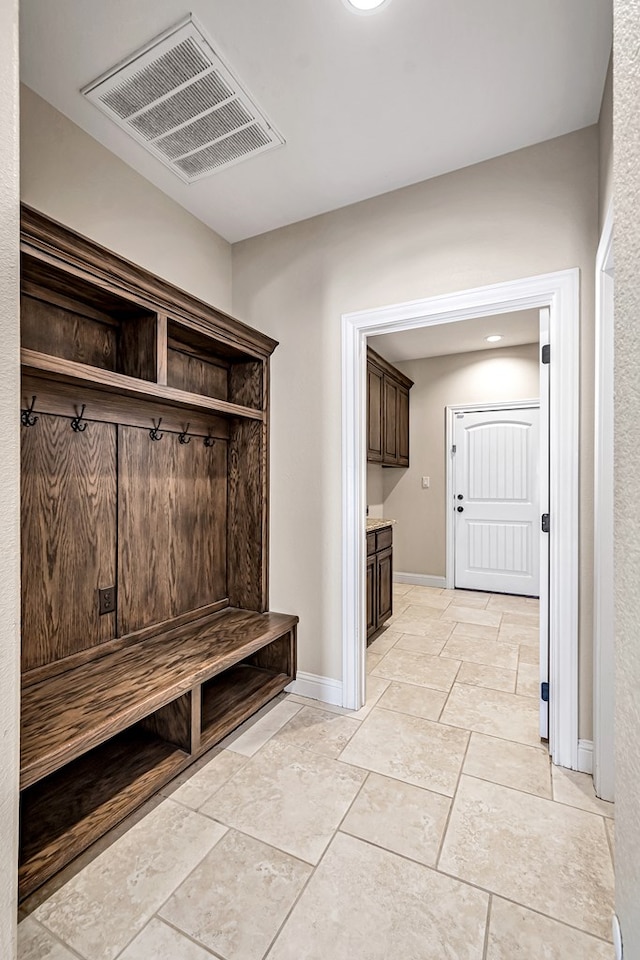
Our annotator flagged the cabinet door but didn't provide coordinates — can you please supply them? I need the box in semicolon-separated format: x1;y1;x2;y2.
367;363;383;463
376;546;393;627
366;554;377;642
397;385;410;466
383;377;399;464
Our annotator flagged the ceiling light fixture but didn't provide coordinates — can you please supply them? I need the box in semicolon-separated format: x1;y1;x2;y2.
485;335;503;343
343;0;391;13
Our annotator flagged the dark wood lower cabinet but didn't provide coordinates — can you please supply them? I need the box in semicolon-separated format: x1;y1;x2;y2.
366;526;393;643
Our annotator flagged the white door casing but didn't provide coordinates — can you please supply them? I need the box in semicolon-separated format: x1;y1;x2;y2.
452;406;540;596
342;269;580;770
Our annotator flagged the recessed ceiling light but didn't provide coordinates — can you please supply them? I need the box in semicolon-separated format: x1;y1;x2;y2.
343;0;391;13
485;335;503;343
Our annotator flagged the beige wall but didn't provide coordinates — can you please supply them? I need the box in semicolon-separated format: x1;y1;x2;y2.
0;0;21;956
599;56;613;231
232;126;599;739
613;2;640;953
382;345;539;577
20;87;233;312
367;464;385;518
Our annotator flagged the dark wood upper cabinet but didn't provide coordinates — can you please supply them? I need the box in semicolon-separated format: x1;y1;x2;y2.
366;347;413;467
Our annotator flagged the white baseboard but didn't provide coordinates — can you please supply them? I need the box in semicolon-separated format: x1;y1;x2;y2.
285;671;343;707
394;572;447;589
577;739;593;774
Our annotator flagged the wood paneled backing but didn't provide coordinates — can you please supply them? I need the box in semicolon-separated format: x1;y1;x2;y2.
22;349;264;422
118;427;228;635
167;348;228;401
228;360;264;411
200;665;290;752
22;374;231;441
22;295;117;371
21;414;117;671
21;609;299;787
117;314;157;382
19;727;188;901
245;630;296;679
227;419;267;611
140;688;200;753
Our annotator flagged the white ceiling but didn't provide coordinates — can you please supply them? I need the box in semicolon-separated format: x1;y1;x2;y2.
20;0;612;243
368;310;539;362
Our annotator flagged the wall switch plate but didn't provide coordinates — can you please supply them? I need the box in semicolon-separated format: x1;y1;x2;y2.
98;586;116;616
421;476;430;488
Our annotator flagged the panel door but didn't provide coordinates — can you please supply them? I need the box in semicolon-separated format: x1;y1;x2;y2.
376;547;393;625
397;385;410;466
383;377;399;464
367;363;383;462
454;408;540;596
366;554;376;642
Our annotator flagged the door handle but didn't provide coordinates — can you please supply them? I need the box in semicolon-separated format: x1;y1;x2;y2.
457;494;464;500
457;505;464;513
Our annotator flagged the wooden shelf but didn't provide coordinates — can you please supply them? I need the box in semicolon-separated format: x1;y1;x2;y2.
201;664;290;751
21;349;265;422
19;728;188;900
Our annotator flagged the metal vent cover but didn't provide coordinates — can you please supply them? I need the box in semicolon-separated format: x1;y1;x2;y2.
82;17;284;183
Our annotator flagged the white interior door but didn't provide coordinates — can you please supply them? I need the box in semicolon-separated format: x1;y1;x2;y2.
453;406;540;596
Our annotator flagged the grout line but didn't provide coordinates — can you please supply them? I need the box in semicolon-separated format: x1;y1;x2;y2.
482;895;493;960
155;915;225;959
24;917;87;960
434;726;471;869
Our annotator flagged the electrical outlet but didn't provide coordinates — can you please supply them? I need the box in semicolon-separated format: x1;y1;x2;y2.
99;586;116;616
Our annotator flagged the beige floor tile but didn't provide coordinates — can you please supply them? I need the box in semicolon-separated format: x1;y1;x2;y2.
163;749;248;810
452;620;500;641
34;800;227;960
384;601;410;624
486;898;614;960
486;594;540;614
285;674;389;721
18;918;77;960
440;683;541;746
463;733;551;799
377;680;448;721
519;642;540;664
441;590;491;608
394;602;446;624
340;707;469;796
268;832;488;960
405;585;445;600
456;661;517;693
341;772;450;866
160;830;311;960
552;767;615;818
367;629;401;655
118;918;215;960
441;636;519;670
439;776;614;940
201;740;366;864
393;617;455;641
399;592;452;610
516;661;539;698
366;652;383;673
501;610;540;626
440;605;502;627
372;648;461;691
392;582;414;597
606;818;615;863
498;621;539;644
272;705;361;758
393;633;447;656
221;699;303;757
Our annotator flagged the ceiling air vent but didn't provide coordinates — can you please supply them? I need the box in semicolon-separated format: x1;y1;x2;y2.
82;17;284;183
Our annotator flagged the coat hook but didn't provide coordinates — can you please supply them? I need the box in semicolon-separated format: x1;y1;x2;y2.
203;433;215;448
178;423;192;445
149;418;163;442
21;396;38;428
70;404;88;433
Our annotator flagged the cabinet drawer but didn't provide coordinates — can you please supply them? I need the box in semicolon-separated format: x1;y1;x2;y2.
376;527;393;552
366;532;376;556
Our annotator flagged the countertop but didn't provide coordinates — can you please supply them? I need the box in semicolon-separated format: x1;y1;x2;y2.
366;518;396;532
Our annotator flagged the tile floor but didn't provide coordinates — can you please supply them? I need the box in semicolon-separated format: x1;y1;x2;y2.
19;586;615;960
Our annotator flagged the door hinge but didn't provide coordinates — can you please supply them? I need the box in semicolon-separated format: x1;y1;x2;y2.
541;681;549;703
541;513;550;533
451;444;457;455
541;344;550;365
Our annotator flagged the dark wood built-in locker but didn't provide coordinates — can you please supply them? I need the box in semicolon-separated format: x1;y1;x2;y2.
17;206;298;901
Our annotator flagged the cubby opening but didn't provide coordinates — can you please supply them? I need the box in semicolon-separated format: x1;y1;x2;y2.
22;254;158;381
167;319;264;410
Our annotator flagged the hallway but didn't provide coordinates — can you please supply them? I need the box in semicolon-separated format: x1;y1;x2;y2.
19;587;614;960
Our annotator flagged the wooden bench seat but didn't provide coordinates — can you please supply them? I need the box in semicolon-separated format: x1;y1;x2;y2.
21;607;298;789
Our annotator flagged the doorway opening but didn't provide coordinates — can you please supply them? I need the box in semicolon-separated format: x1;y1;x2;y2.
342;270;579;768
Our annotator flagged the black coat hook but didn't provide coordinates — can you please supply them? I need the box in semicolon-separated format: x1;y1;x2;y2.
178;424;192;445
203;434;215;448
21;396;38;427
71;404;88;433
149;418;163;441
